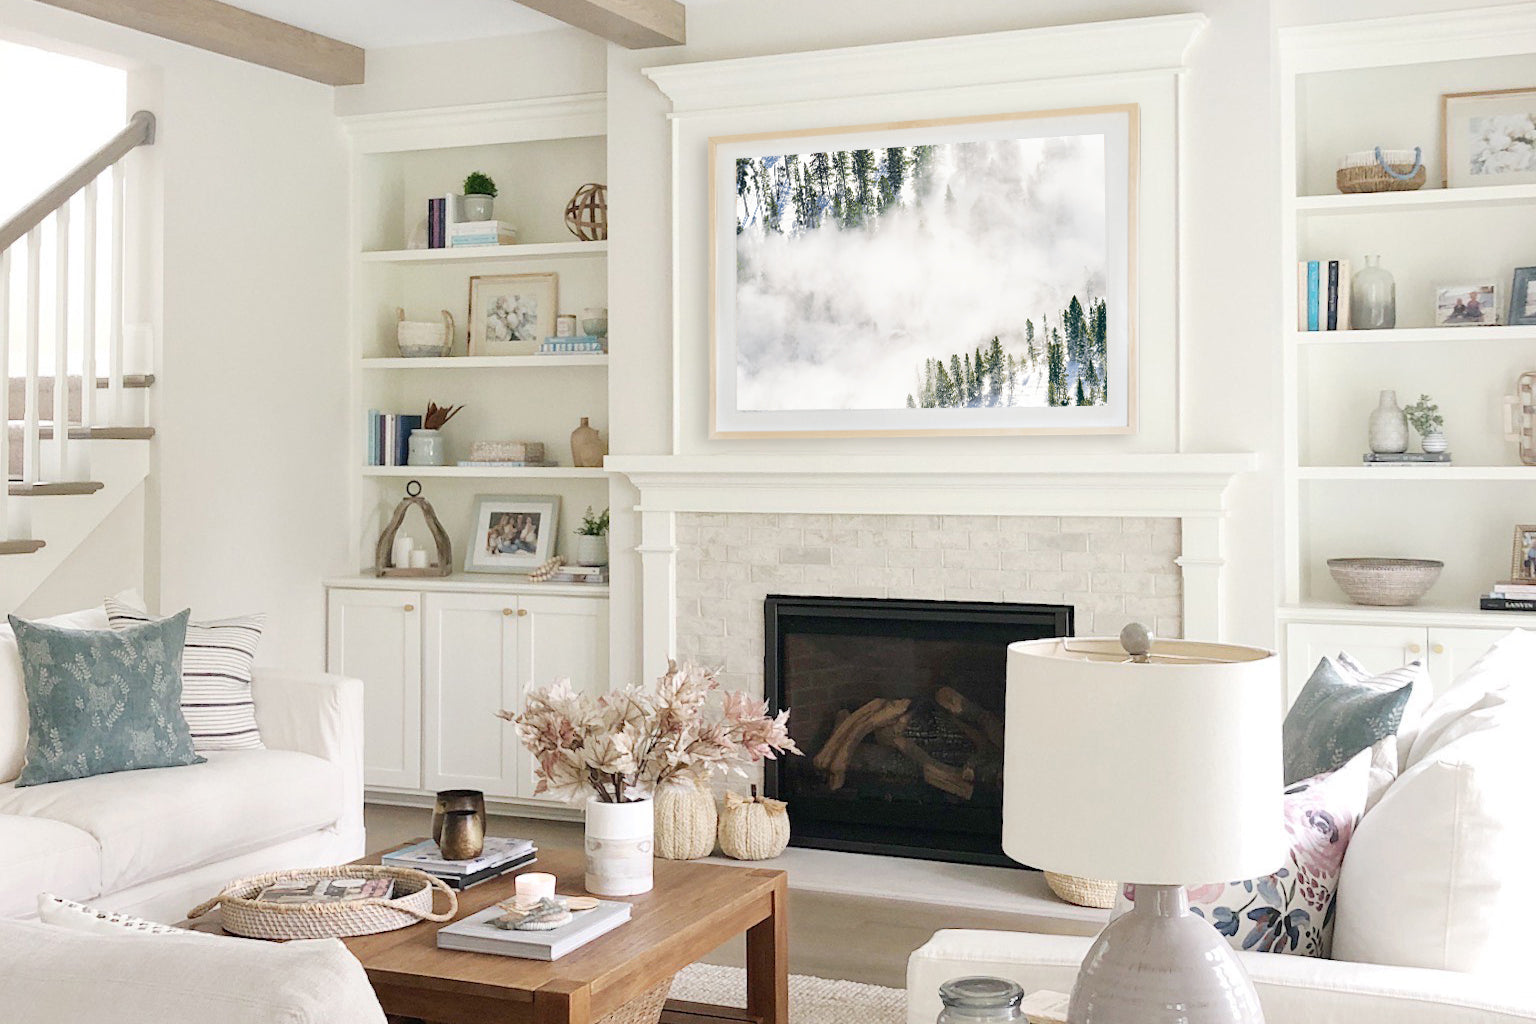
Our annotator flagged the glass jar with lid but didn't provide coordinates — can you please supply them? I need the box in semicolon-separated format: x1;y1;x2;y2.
938;977;1025;1024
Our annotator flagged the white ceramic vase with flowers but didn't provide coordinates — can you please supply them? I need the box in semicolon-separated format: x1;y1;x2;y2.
500;660;799;896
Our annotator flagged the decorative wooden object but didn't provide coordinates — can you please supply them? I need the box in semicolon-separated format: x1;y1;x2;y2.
374;481;453;577
1505;371;1536;466
564;183;608;241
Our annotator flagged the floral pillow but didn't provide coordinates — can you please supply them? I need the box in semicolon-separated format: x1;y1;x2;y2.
1186;744;1372;957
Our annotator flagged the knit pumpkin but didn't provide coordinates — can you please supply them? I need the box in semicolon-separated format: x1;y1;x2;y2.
654;781;717;860
718;786;790;861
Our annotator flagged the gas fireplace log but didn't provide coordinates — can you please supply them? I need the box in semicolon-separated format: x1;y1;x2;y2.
934;686;1005;750
873;717;976;801
816;698;911;790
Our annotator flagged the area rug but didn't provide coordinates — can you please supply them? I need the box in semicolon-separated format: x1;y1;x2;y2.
669;963;906;1024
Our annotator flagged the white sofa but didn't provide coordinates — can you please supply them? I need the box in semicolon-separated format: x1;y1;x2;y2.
0;607;366;923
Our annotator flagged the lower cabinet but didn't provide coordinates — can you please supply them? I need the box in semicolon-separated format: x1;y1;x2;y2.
327;584;608;802
1284;621;1507;705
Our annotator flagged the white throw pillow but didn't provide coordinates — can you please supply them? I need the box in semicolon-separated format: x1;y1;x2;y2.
1405;629;1536;769
37;893;187;936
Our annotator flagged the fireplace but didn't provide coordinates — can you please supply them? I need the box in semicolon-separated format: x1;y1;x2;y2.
763;595;1072;867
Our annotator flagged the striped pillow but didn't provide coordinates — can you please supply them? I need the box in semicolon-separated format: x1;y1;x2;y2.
105;598;266;751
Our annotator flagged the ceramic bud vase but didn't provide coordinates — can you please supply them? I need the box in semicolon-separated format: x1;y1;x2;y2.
570;417;607;468
1351;255;1397;330
1421;431;1448;454
585;797;654;896
1368;390;1409;454
407;428;447;467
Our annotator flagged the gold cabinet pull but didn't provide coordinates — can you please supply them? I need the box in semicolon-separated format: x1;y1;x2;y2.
503;608;514;616
1431;643;1445;655
517;608;528;617
403;604;415;613
1407;643;1422;655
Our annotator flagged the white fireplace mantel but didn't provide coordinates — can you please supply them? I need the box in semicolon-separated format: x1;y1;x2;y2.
608;452;1258;666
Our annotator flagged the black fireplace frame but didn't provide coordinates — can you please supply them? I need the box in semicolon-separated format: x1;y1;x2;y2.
761;594;1073;865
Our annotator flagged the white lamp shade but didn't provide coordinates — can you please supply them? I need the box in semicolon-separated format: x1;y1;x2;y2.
1002;637;1285;885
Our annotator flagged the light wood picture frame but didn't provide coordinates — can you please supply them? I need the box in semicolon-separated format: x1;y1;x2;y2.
1513;524;1536;582
707;104;1139;438
468;273;558;356
465;494;561;574
1441;87;1536;189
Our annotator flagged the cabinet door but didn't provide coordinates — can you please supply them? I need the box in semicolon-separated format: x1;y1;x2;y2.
1284;622;1425;708
1426;627;1507;695
422;592;523;800
516;595;610;800
327;588;421;790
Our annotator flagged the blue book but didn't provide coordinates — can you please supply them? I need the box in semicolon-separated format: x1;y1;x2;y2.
1306;261;1320;331
396;415;421;467
367;410;380;466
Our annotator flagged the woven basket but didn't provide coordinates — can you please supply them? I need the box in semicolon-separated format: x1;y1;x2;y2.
1327;557;1443;607
186;865;457;940
598;978;673;1024
1043;871;1118;910
1336;147;1426;193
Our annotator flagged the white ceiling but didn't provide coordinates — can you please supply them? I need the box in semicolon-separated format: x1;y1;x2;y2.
223;0;721;49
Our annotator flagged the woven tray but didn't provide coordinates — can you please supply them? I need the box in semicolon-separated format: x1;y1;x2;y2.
187;864;457;940
1336;147;1426;193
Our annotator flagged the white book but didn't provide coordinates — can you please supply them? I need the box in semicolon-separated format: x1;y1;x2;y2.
449;220;516;236
443;193;466;234
382;836;535;876
436;899;631;960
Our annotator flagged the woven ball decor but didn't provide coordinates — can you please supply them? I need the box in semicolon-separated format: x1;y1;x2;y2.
655;782;718;860
565;182;608;241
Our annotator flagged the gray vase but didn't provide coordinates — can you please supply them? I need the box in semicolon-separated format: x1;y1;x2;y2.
1368;390;1409;454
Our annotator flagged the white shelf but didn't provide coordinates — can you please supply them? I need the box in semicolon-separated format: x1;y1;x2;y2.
1278;601;1536;629
1294;465;1536;482
361;466;609;480
325;574;609;598
361;354;608;369
359;241;607;264
1294;183;1536;215
1291;325;1536;346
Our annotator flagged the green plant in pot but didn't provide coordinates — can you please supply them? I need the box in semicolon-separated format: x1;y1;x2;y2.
1404;394;1447;454
462;171;497;222
574;506;609;567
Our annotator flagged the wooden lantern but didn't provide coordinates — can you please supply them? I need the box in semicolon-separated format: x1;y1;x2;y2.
564;183;608;242
374;481;453;577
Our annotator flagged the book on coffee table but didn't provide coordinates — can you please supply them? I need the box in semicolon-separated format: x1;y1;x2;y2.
382;837;538;890
436;899;632;960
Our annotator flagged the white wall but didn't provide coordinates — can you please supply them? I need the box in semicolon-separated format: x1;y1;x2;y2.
0;2;351;668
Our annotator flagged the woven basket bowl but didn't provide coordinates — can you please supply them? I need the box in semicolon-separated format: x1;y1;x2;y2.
1327;557;1443;606
186;864;457;940
1043;871;1118;910
599;978;673;1024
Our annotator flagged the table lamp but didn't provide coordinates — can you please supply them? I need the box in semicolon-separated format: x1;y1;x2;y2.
1002;626;1284;1024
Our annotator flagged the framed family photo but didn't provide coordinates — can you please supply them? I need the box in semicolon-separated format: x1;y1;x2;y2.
1509;267;1536;326
708;105;1138;437
1442;87;1536;188
1513;524;1536;582
464;494;561;574
468;273;557;356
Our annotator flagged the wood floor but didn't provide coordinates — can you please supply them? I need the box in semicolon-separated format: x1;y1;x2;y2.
364;804;1081;989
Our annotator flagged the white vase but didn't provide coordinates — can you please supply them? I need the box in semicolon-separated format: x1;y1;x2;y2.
585;797;654;896
1368;390;1409;454
407;428;446;467
575;534;608;567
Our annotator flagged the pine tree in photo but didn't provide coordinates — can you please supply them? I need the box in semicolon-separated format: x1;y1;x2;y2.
984;336;1005;405
1075;378;1089;406
833;150;854;228
736;158;752;234
912;144;937;201
810;152;833;222
962;353;975;406
1006;353;1019;403
852;149;879;223
935;361;956;407
1024;318;1037;365
1047;329;1067;406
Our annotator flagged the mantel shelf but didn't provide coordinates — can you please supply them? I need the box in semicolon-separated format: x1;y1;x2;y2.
1278;602;1536;629
1294;466;1536;482
1293;183;1536;215
360;241;607;264
362;466;609;480
361;355;608;370
1291;326;1536;346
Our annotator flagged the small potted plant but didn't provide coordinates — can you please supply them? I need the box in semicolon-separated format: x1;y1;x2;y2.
574;506;609;567
1404;394;1447;454
462;172;497;221
406;401;463;467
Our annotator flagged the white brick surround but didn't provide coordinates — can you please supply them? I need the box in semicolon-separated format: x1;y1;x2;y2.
675;512;1182;692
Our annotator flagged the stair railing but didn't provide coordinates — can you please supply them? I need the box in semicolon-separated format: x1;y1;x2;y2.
0;110;154;546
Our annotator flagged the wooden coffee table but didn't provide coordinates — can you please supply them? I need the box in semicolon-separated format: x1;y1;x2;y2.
184;844;788;1024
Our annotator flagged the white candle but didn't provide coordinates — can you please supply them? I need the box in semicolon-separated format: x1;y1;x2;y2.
515;872;556;902
409;549;429;569
392;536;414;567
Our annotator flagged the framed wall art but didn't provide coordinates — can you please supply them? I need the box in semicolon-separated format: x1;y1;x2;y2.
1513;524;1536;582
1434;283;1499;327
464;494;561;574
1509;267;1536;327
708;105;1138;437
468;273;557;356
1442;88;1536;188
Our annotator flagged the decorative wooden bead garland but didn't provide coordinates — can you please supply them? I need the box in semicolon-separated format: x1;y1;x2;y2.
655;782;718;860
718;786;790;861
564;182;608;241
374;481;454;577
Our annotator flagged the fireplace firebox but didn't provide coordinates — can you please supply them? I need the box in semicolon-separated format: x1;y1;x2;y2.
763;595;1072;867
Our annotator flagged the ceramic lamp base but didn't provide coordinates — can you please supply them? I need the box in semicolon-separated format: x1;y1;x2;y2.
1069;885;1263;1024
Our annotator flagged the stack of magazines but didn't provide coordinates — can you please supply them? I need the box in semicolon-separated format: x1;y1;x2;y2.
381;836;537;890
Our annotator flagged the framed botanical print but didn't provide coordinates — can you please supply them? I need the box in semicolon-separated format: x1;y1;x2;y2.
468;273;557;356
1442;88;1536;188
465;494;561;574
708;104;1138;437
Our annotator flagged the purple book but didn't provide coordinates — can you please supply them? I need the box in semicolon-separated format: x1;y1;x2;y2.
427;197;446;249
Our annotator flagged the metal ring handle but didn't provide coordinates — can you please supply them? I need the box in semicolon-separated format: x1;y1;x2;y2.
1374;146;1423;181
406;480;423;498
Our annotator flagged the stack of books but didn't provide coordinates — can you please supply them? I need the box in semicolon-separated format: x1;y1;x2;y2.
437;899;631;960
1362;452;1453;465
382;836;537;890
544;564;608;585
1297;259;1352;332
426;195;518;248
540;336;605;354
1481;581;1536;612
367;411;421;467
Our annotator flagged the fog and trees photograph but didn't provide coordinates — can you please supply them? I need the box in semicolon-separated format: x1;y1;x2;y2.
718;112;1130;435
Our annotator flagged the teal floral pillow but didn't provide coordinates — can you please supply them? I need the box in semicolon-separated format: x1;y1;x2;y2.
1282;656;1420;785
9;611;204;787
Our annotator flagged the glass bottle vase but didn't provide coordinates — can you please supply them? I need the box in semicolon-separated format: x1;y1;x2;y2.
1351;254;1396;330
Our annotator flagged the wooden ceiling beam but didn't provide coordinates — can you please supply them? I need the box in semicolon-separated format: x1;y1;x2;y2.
33;0;365;86
513;0;685;48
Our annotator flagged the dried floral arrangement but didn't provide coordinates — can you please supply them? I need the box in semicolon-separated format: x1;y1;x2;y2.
499;660;800;804
423;402;464;431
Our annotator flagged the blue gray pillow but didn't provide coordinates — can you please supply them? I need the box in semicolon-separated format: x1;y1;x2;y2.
1282;656;1416;785
9;611;204;787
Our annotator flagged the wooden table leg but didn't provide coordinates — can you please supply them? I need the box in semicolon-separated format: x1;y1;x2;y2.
745;875;789;1024
536;980;592;1024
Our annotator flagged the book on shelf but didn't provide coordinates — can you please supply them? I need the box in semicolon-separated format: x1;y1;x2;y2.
382;837;535;876
367;412;422;467
1296;259;1352;332
1361;452;1453;463
257;877;395;904
436;899;631;960
449;221;518;247
427;198;446;249
539;336;605;354
553;563;606;577
545;573;609;585
456;460;559;468
443;193;466;235
1481;595;1536;612
1491;581;1536;597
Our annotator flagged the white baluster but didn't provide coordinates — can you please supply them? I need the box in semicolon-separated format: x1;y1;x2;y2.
0;247;10;540
52;202;70;482
81;179;97;430
108;162;124;426
23;227;40;485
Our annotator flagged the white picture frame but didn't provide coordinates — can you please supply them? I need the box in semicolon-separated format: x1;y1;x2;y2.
1434;283;1499;327
708;105;1139;438
1442;88;1536;189
464;494;561;574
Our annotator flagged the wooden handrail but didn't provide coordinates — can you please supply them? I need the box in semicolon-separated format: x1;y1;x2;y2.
0;110;155;253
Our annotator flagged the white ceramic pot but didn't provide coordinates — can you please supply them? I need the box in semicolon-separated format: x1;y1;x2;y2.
463;194;494;221
407;429;446;467
585;797;654;896
1421;431;1448;454
575;534;608;567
